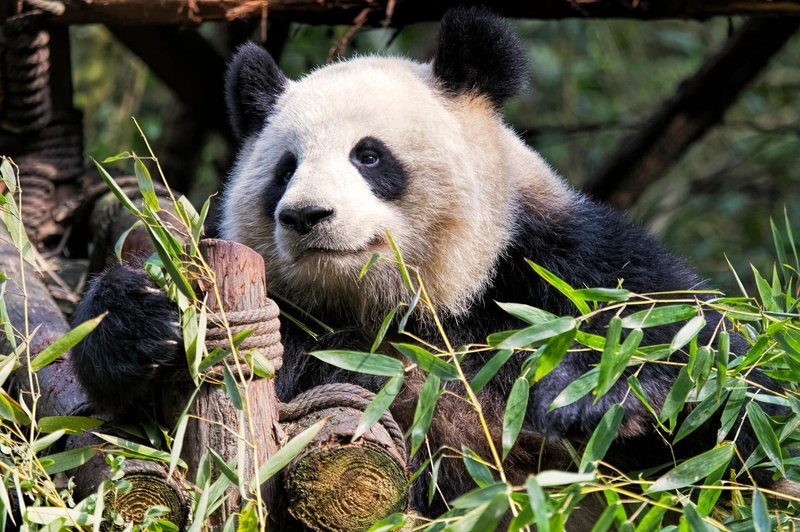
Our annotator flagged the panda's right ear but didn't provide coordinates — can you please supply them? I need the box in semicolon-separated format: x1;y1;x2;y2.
225;43;288;140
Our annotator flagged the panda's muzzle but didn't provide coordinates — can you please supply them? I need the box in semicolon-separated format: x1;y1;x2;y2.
278;205;335;235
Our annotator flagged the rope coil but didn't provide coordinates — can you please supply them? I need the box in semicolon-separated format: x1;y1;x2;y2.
280;383;407;458
204;300;284;376
1;13;52;133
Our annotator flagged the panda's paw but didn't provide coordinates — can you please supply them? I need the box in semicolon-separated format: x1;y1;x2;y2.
71;263;182;416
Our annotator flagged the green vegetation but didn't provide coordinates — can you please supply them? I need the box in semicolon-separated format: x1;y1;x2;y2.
1;137;799;529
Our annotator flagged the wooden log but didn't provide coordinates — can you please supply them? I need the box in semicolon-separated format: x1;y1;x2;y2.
66;434;189;530
0;224;190;527
161;238;284;530
52;0;800;27
280;385;409;531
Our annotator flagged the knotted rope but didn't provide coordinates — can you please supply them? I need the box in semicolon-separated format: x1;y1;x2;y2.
280;383;407;458
1;13;51;133
205;299;284;377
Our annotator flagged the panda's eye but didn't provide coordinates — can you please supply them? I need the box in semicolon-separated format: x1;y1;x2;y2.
274;152;297;184
357;150;380;167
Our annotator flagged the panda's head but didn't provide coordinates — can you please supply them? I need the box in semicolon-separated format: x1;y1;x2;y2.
221;8;569;323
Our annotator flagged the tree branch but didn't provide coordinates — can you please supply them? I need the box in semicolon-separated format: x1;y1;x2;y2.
52;0;800;27
583;17;800;209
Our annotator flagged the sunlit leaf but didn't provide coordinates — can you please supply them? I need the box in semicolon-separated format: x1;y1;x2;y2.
579;404;623;473
353;374;403;441
30;314;105;372
311;350;404;377
502;377;529;458
251;419;325;489
647;443;734;493
620;305;696;329
392;343;458;380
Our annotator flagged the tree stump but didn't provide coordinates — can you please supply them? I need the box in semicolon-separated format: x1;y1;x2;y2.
280;384;409;531
161;238;284;530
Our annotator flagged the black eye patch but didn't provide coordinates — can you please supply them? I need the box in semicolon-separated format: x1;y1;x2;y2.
349;137;407;201
263;151;297;218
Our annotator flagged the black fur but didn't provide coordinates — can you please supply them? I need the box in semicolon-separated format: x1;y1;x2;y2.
432;7;529;107
349;136;408;201
263;151;297;218
71;263;182;416
225;42;287;139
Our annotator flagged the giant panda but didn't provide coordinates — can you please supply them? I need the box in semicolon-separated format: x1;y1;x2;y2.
72;7;787;521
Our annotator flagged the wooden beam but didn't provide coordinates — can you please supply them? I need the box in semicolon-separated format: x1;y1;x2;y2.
583;17;800;209
53;0;800;26
108;25;232;139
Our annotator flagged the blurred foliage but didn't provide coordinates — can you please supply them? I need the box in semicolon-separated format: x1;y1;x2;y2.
69;16;800;292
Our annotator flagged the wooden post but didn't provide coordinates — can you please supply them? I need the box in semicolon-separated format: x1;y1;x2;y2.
162;238;284;530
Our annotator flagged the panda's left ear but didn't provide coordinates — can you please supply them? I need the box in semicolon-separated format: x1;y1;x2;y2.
225;42;288;139
432;7;529;108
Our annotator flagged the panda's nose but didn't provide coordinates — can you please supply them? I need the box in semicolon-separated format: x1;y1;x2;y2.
278;205;335;234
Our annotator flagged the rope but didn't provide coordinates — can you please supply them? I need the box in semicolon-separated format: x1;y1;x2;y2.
205;300;284;377
1;13;51;133
280;383;407;457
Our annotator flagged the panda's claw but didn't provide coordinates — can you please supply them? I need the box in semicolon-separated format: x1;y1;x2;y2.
71;263;183;417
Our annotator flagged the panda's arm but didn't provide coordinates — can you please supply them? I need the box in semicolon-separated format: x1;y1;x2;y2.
71;263;182;416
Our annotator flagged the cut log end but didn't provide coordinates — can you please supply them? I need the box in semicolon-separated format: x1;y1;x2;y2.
104;473;188;530
285;441;408;531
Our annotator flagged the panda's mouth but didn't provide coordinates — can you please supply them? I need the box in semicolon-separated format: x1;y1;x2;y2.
299;234;386;258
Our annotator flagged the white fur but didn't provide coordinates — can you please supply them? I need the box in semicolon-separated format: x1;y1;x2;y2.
221;55;571;324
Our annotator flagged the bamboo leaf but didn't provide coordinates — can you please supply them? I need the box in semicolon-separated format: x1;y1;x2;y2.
251;419;325;490
579;404;623;473
526;476;550;532
496;302;558;325
572;288;631;302
681;504;714;532
470;349;514;394
37;416;103;434
386;230;414;294
670;316;706;353
30;314;105;372
496;317;576;350
620;305;696;329
31;430;66;453
371;305;399;353
392;343;458;380
221;364;243;410
533;327;577;382
659;366;692;423
718;384;747;442
549;367;599;411
647;443;734;493
94;433;185;468
367;512;407;532
674;392;727;444
746;401;784;474
93;158;141;216
502;377;530;458
244;349;275;379
359;252;382;280
311;350;404;377
410;373;440;457
462;448;494;488
526;260;590;315
42;446;97;474
353;374;404;441
134;158;160;211
752;489;770;532
535;470;594;487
